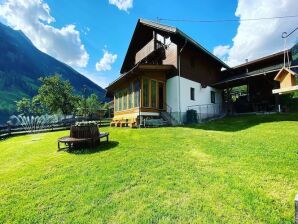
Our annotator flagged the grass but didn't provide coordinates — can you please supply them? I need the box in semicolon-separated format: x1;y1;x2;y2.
0;113;298;223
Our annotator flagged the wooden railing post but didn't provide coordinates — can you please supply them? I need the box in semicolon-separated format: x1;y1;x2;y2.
295;194;298;224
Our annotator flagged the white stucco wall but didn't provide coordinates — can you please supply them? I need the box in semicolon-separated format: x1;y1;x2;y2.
166;76;223;122
166;76;179;112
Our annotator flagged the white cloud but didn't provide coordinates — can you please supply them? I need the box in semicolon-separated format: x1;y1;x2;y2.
213;0;298;66
213;45;230;59
109;0;133;12
77;69;111;88
0;0;89;68
95;50;117;72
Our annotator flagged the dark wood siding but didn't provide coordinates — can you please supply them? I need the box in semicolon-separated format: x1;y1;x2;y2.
180;45;223;85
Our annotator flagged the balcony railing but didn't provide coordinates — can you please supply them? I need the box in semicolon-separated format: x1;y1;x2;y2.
135;39;163;64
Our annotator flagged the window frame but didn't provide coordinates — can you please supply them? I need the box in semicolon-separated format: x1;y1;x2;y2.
151;79;157;108
211;91;216;104
190;87;195;101
142;78;150;108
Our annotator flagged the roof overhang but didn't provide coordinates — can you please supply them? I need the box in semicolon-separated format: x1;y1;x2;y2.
106;64;175;95
213;67;283;88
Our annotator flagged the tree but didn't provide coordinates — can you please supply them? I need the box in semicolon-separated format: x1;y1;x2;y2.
16;98;31;115
86;94;101;118
31;95;47;116
76;94;101;118
37;75;78;117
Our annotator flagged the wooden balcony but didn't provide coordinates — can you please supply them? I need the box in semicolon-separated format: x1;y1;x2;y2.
135;39;163;64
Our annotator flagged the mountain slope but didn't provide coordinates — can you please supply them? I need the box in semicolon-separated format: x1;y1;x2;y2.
0;22;106;123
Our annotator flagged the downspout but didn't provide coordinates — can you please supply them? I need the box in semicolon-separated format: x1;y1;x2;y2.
178;39;187;124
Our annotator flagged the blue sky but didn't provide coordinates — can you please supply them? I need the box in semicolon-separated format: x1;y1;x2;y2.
0;0;297;88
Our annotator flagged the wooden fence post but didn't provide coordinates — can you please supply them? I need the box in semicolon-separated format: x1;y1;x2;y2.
295;194;298;224
7;124;11;137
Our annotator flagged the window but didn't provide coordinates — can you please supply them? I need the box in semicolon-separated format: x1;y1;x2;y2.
115;93;118;112
143;78;149;107
119;91;122;111
128;83;133;109
211;91;216;104
151;80;157;108
190;87;195;101
123;89;127;110
134;80;140;107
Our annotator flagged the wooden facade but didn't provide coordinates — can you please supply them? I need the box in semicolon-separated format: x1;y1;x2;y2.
180;45;224;85
108;65;172;127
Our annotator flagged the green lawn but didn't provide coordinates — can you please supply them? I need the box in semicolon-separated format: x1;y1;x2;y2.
0;114;298;223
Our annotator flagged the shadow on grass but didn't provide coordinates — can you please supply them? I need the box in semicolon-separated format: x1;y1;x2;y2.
69;141;119;155
186;113;298;132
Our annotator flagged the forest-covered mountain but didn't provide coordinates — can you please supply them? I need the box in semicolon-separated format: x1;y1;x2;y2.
0;22;106;124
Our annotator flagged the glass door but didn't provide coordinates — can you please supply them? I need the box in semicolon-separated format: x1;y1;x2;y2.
158;82;165;110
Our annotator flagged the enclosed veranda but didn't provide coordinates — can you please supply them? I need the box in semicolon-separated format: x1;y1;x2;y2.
106;64;175;127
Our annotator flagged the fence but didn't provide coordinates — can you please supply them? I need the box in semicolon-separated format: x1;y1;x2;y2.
187;103;226;123
0;118;112;140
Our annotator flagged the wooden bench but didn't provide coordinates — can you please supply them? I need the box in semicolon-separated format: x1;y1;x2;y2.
99;132;109;143
58;132;109;151
58;137;92;151
111;118;137;128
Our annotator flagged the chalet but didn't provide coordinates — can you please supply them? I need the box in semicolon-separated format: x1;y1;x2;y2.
106;19;298;127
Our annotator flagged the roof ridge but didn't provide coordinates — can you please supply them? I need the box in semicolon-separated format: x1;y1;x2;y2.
139;18;230;69
139;18;177;33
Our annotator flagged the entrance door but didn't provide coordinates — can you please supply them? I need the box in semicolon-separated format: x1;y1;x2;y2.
158;82;164;110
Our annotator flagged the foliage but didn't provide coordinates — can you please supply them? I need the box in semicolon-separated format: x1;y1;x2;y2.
16;98;31;115
86;94;101;117
37;75;79;116
75;121;98;126
0;113;298;223
16;97;45;116
77;93;102;118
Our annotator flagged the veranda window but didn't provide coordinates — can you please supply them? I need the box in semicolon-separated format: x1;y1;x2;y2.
119;91;122;111
151;80;157;108
115;93;118;112
134;80;140;107
129;82;133;109
143;78;149;107
123;89;127;110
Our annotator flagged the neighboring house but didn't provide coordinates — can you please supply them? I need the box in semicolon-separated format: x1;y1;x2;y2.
106;19;297;127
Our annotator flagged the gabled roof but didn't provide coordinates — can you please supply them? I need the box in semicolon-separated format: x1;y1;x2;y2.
213;50;294;87
213;63;287;87
232;50;288;69
274;67;296;81
120;19;230;73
